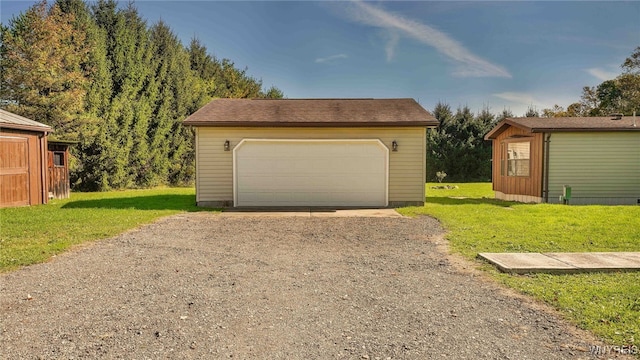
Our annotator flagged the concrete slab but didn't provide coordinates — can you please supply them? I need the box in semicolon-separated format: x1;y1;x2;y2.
618;252;640;263
220;211;311;217
478;253;577;274
479;252;640;274
219;209;403;218
311;209;402;218
545;252;640;271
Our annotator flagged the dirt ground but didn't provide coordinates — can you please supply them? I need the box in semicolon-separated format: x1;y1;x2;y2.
0;213;619;359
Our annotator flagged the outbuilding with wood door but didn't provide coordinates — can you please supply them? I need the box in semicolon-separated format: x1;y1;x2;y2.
485;115;640;205
0;109;51;207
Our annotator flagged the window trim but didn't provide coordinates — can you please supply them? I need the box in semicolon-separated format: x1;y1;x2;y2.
53;151;65;168
501;138;532;178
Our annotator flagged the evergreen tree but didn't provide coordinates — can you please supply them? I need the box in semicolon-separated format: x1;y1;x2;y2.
149;21;198;186
524;105;539;117
426;102;453;181
496;108;514;122
470;107;495;180
426;103;494;182
447;106;476;180
55;0;114;190
188;37;216;103
213;59;263;98
95;2;155;188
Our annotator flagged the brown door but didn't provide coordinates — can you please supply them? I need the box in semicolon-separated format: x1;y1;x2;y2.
0;136;30;207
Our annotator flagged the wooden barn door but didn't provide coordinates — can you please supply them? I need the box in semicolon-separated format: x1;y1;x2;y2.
0;136;30;207
47;147;70;199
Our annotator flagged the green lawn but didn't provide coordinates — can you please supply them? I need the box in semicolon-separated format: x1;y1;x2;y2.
0;187;214;272
399;183;640;349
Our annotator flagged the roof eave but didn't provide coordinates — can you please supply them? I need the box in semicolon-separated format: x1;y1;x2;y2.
530;127;640;133
183;121;438;127
484;119;533;140
0;123;53;133
48;139;78;145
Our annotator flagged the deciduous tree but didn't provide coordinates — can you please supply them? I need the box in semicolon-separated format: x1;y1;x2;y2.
576;47;640;116
1;1;90;138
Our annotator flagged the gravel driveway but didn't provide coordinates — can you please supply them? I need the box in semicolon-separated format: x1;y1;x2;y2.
0;213;608;359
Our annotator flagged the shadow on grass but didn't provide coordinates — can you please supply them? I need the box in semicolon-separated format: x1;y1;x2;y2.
426;196;516;207
61;194;210;211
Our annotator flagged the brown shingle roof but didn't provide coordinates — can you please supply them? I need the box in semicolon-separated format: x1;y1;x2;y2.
485;116;640;139
0;109;52;133
183;98;437;127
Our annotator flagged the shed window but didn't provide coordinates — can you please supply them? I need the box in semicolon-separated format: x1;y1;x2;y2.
53;152;64;167
507;142;530;177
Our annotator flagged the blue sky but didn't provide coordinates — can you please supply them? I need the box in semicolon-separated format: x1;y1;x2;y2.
2;1;639;116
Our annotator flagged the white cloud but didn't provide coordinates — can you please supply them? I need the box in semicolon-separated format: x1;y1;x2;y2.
315;53;348;63
492;92;538;105
384;31;400;62
586;67;618;82
345;1;511;78
491;92;579;116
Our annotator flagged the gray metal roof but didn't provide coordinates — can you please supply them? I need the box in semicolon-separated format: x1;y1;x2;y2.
0;109;52;133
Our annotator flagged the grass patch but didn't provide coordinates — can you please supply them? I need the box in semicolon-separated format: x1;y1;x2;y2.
399;183;640;348
0;187;215;273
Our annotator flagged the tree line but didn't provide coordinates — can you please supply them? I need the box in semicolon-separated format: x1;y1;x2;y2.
2;1;636;186
426;104;511;182
428;47;639;182
1;0;283;191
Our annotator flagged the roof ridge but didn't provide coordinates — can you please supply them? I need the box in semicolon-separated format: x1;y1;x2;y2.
243;98;415;101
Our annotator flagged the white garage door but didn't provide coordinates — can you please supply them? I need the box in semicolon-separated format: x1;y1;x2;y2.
234;139;388;207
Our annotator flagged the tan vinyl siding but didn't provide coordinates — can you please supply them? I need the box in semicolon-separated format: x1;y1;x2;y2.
548;132;640;205
195;127;426;205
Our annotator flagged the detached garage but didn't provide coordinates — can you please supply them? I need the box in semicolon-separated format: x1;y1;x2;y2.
1;109;51;207
184;99;437;207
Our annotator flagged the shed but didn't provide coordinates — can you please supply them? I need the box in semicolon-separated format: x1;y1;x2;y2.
0;109;52;207
47;140;73;200
485;116;640;205
183;98;438;207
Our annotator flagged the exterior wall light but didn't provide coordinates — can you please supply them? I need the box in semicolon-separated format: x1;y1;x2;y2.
392;140;398;152
224;140;230;151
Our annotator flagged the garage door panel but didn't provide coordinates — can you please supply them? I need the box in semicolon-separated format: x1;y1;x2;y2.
239;174;384;191
238;192;386;206
240;158;383;175
234;140;388;207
